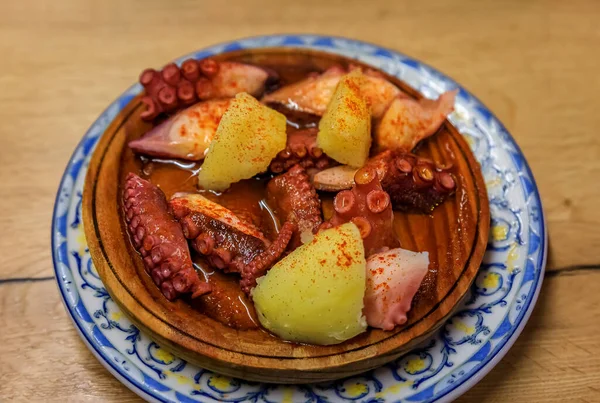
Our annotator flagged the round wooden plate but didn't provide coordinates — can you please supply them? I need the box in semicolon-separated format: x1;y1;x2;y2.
83;48;489;384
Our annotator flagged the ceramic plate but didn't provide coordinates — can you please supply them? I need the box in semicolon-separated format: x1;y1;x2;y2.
52;34;546;403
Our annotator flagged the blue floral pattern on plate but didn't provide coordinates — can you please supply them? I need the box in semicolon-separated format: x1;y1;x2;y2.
51;34;546;403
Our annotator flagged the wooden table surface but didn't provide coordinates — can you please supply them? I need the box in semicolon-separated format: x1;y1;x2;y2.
1;0;599;401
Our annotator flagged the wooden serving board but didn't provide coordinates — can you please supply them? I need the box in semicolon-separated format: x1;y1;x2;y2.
83;49;489;383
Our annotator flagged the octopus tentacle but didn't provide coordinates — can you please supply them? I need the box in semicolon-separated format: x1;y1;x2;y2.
139;58;275;120
324;166;398;256
240;221;296;295
312;150;456;212
369;151;456;212
189;260;259;330
266;164;323;250
122;173;210;300
364;248;429;330
268;128;335;173
169;193;269;273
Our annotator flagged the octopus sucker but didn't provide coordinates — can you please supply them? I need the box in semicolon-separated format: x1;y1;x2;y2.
266;164;323;250
169;193;270;273
324;166;398;257
312;151;456;213
139;58;274;120
122;173;210;300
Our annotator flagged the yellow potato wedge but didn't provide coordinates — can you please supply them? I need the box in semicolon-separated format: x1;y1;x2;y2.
317;70;372;168
253;222;367;345
197;93;286;191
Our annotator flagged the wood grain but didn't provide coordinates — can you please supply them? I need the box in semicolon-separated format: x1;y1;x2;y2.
1;0;599;400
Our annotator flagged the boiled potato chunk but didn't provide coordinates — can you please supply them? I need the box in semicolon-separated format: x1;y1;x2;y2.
197;92;286;191
317;70;372;168
253;222;367;345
